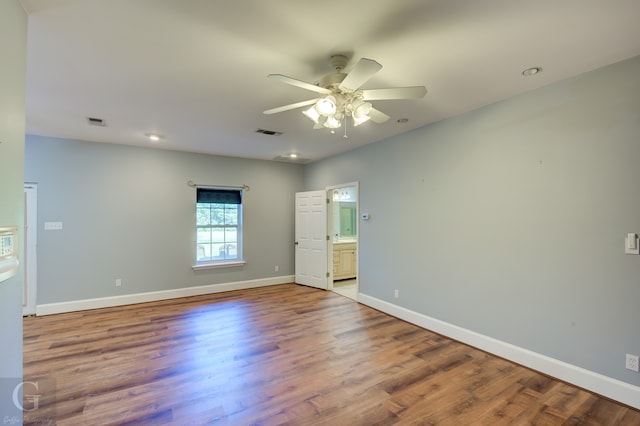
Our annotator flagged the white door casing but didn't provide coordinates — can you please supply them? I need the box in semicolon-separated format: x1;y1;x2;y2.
295;191;328;289
23;183;37;316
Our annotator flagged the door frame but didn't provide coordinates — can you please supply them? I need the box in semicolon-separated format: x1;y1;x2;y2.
326;182;359;295
23;183;37;316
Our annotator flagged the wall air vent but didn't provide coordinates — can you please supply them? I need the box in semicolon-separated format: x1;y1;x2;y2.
87;117;106;126
256;129;282;136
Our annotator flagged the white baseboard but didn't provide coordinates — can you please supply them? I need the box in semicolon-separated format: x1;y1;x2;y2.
36;275;294;316
358;293;640;410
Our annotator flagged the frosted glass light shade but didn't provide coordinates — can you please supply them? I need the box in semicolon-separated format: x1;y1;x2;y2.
315;96;337;116
352;99;372;119
353;114;371;126
324;115;341;129
302;106;321;123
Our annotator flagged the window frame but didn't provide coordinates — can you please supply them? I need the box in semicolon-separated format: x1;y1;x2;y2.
192;188;245;270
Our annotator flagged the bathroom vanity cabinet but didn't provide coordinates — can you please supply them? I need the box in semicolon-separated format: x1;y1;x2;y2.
333;242;356;280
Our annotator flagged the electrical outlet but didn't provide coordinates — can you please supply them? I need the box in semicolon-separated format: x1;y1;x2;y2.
115;278;122;287
275;265;279;272
626;354;639;372
394;289;399;298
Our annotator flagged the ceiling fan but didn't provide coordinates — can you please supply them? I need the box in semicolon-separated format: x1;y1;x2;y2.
263;55;427;132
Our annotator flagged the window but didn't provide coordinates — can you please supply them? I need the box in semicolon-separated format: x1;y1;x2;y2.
194;188;244;268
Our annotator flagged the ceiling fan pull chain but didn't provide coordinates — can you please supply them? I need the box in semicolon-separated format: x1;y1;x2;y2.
343;116;348;139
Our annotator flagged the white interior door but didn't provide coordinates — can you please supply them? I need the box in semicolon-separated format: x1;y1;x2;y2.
295;190;328;289
23;183;37;316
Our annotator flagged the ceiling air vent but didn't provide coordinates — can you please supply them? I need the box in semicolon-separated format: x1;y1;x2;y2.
256;128;282;136
87;117;106;126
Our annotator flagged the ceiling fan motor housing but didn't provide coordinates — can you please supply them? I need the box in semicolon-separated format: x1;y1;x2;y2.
320;72;347;89
319;54;351;89
330;54;349;71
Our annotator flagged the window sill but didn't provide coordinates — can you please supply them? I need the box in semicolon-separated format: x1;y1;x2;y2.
192;260;246;270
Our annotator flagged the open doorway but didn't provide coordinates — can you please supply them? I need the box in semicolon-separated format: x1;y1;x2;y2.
328;183;358;300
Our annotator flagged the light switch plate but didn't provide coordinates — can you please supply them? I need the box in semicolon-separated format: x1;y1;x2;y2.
44;222;63;231
625;233;639;255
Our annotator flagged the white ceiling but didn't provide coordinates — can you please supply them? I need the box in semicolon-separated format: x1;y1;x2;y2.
21;0;640;163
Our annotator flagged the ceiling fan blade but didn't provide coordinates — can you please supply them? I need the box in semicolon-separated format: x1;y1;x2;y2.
368;107;390;124
263;98;318;115
361;86;427;100
338;58;382;92
268;74;332;95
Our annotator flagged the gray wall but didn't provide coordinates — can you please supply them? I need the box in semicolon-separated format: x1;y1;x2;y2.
25;137;304;304
305;55;640;386
0;0;26;382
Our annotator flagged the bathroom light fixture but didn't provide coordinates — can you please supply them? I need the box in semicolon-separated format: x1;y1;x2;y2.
333;190;352;201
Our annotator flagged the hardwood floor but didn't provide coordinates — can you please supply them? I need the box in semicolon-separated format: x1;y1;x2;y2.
23;284;640;425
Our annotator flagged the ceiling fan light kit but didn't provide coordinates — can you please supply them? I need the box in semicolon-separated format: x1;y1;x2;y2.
264;54;427;133
315;96;337;116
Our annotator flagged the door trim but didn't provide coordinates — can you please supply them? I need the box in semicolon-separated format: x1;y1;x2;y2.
23;183;38;316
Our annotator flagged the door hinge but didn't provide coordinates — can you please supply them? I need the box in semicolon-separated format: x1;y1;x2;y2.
326;235;330;241
326;198;330;204
326;272;330;278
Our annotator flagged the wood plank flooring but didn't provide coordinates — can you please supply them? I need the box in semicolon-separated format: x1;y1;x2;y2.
23;284;640;425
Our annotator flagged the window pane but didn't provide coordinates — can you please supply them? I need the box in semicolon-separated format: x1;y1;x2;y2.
226;243;237;258
211;243;224;259
211;228;225;243
197;228;212;244
196;205;211;225
196;243;212;261
210;207;225;225
217;243;237;260
225;205;238;225
225;227;237;243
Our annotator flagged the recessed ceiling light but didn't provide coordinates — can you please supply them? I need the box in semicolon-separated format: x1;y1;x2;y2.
273;153;308;163
145;133;164;142
522;67;543;76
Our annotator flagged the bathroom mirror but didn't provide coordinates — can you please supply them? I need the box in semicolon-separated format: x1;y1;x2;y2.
339;202;357;238
332;186;357;241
